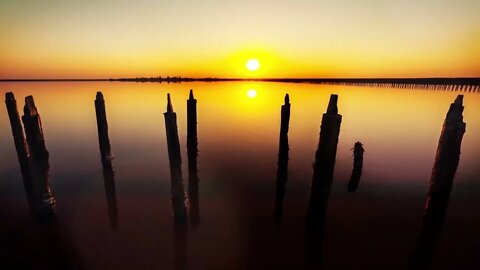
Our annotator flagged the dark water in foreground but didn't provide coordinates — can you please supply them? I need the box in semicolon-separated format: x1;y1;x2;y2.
0;82;479;269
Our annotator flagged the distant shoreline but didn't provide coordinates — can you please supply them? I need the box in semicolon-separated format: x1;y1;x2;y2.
1;77;479;86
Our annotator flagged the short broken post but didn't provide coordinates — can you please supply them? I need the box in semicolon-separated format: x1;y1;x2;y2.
187;89;200;228
164;94;187;220
94;92;118;229
95;92;112;164
347;142;365;192
306;94;342;226
424;95;466;221
274;94;290;225
22;95;56;219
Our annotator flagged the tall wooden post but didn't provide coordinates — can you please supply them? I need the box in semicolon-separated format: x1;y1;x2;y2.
22;95;56;218
5;92;30;166
306;94;342;226
187;90;200;228
94;92;118;229
164;94;187;220
5;92;35;213
274;94;290;225
95;92;112;164
347;142;365;192
424;95;466;221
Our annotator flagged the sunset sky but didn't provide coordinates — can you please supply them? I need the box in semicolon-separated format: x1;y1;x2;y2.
0;0;479;79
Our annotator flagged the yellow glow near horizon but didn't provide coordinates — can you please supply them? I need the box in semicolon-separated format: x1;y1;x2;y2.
0;1;479;78
246;59;260;71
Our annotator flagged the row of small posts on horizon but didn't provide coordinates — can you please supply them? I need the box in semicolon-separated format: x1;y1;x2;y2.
318;81;480;92
5;89;466;268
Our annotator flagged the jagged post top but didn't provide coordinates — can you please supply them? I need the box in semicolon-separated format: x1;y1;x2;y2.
96;91;104;100
5;92;15;101
454;95;463;106
189;89;194;100
24;96;39;116
167;93;174;113
284;93;290;105
326;94;338;114
446;94;464;122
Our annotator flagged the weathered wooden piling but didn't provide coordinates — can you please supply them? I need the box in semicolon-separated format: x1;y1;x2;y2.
274;94;290;225
306;94;342;226
93;92;118;228
95;92;112;164
187;89;200;228
5;92;30;166
22;95;56;218
5;92;35;213
347;142;365;192
424;95;466;221
164;94;187;220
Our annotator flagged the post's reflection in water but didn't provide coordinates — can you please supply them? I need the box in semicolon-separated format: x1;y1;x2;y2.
304;219;326;270
188;165;200;229
173;219;189;270
102;159;119;230
408;220;444;270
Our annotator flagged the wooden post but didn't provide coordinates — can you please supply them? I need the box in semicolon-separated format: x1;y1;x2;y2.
306;94;342;226
187;89;200;228
94;92;118;229
5;92;35;213
424;95;466;221
164;94;187;220
274;94;290;225
95;92;112;164
347;142;365;192
5;92;30;166
22;95;56;218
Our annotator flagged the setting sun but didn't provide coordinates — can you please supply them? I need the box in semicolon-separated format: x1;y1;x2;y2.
246;59;260;71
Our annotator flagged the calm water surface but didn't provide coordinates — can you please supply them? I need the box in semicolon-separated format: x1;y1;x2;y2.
0;82;479;269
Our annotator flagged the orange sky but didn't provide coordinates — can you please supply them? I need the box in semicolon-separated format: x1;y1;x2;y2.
0;0;479;79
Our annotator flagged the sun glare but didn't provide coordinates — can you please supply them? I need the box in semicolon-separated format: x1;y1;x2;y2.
247;89;257;98
246;59;260;71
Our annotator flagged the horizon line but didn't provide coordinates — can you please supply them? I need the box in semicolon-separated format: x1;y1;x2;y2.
1;76;480;82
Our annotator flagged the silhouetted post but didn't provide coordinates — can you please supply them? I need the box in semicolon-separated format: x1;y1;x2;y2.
5;92;30;167
306;94;342;226
347;142;365;192
22;96;56;218
164;94;187;220
187;89;200;228
274;94;290;225
5;92;35;213
95;92;112;164
94;92;118;229
424;95;466;221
